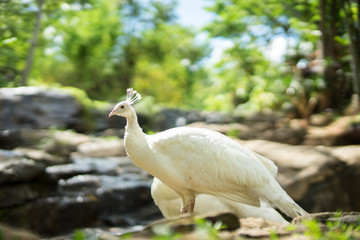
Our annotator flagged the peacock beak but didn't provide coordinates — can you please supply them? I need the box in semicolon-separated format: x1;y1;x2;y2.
108;110;116;117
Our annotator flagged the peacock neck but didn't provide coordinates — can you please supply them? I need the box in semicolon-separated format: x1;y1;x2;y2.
125;108;143;135
124;108;158;175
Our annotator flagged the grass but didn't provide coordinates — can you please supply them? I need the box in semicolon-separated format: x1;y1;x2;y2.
303;218;360;240
70;215;360;240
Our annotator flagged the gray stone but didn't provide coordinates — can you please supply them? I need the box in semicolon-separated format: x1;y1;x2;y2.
30;196;99;235
92;106;127;131
240;139;359;213
0;87;83;131
292;212;360;225
0;129;50;149
76;138;126;157
14;148;70;165
0;224;40;240
0;184;40;208
0;159;46;184
328;145;360;165
187;121;306;144
44;157;120;181
205;112;233;124
0;128;91;152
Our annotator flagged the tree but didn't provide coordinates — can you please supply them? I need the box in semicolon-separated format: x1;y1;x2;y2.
0;0;34;86
0;0;93;86
27;0;209;104
205;0;359;113
20;0;44;86
342;0;360;97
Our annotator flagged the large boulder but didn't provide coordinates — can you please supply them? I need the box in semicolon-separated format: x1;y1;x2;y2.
0;150;160;236
0;87;83;131
76;138;126;157
0;158;46;184
240;139;360;213
0;87;145;133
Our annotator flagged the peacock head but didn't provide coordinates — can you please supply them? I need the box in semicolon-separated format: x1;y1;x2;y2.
108;88;142;118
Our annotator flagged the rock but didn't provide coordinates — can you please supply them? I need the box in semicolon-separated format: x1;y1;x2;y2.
326;145;360;165
76;138;126;157
261;125;306;145
0;224;40;240
0;184;41;208
151;108;198;131
51;130;92;148
187;122;252;138
240;140;357;213
205;112;233;124
240;140;339;170
0;157;157;236
93;106;127;132
44;157;121;181
128;212;240;238
329;214;360;225
0;129;91;157
14;148;70;165
309;113;333;126
292;212;360;225
237;217;296;239
37;211;360;239
304;115;360;146
0;129;51;149
125;211;360;240
336;122;360;145
187;121;306;145
0;159;46;184
30;196;99;236
150;108;236;131
0;149;22;159
0;87;83;131
98;128;125;138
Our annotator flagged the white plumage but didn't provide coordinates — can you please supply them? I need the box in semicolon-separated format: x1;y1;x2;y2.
109;88;308;218
151;177;288;223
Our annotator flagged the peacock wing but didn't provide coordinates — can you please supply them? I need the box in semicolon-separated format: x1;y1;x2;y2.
149;127;277;208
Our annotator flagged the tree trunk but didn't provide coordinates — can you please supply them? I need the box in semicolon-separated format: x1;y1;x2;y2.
319;0;346;108
20;0;44;86
343;0;360;96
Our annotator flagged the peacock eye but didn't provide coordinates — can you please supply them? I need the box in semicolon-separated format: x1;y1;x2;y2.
121;105;125;109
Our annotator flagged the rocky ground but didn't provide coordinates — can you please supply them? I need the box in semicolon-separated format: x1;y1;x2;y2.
1;87;360;239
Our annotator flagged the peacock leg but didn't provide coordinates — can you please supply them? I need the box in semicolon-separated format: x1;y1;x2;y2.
180;196;195;216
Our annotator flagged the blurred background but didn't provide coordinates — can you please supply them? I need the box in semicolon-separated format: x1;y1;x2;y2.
1;0;360;238
1;0;359;114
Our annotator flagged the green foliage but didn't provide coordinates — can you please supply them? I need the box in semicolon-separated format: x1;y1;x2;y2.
205;0;359;113
303;218;360;240
225;128;240;138
194;218;225;239
73;230;86;240
134;96;161;117
31;0;124;100
269;230;279;240
1;0;359;114
0;0;34;86
132;23;210;107
60;86;108;131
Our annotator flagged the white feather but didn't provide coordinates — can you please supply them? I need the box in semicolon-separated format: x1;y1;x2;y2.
151;178;288;223
109;89;308;218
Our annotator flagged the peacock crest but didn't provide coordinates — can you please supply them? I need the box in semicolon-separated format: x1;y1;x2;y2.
126;88;142;105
